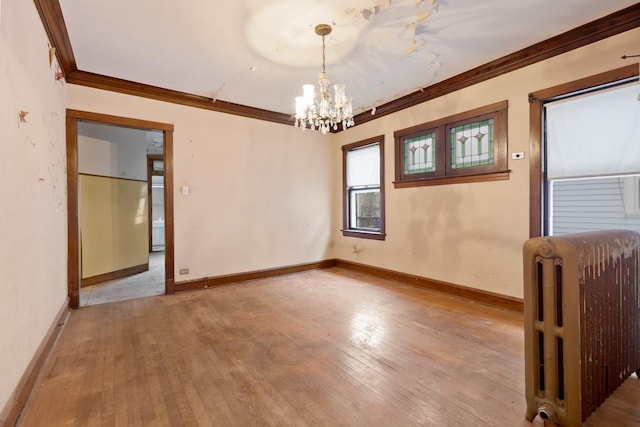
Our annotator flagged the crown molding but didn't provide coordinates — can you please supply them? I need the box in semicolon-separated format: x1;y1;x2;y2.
34;0;640;128
32;0;293;125
65;70;293;125
33;0;77;73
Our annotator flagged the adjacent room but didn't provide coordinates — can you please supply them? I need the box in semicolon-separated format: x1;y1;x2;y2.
2;1;640;426
77;121;166;306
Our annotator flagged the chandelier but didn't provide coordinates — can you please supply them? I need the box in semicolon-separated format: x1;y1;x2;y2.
294;24;355;134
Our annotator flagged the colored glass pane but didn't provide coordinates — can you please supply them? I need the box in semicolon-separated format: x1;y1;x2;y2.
450;119;494;169
403;132;435;174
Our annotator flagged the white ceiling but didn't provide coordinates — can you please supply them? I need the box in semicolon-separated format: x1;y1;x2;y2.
58;0;638;117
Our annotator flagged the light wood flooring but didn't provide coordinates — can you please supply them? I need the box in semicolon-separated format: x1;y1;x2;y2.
18;268;640;426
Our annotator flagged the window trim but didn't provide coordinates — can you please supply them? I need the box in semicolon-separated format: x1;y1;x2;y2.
342;135;386;240
394;100;509;188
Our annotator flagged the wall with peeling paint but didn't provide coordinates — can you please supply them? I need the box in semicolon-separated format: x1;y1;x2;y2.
0;0;67;417
65;86;335;281
333;27;640;300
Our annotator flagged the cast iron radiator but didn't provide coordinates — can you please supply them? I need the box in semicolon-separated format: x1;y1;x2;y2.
523;229;640;426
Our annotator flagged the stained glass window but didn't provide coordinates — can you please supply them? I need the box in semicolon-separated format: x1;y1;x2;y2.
450;119;494;169
403;132;435;175
393;100;508;187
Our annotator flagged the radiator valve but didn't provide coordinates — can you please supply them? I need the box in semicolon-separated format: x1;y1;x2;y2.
537;405;557;424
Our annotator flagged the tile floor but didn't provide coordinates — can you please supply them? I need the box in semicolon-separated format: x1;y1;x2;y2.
79;251;165;306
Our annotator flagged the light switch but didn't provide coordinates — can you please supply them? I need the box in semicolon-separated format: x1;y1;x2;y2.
182;185;190;196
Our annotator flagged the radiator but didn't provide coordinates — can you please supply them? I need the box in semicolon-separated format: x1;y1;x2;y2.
523;230;640;426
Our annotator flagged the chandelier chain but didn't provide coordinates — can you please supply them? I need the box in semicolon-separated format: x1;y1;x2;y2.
321;35;326;75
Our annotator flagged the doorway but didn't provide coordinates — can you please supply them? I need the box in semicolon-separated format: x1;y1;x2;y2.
66;109;175;309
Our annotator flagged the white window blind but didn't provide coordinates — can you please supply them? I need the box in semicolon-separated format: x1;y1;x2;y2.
545;82;640;180
347;143;380;187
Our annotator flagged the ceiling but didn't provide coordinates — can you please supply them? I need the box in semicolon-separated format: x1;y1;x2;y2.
55;0;639;123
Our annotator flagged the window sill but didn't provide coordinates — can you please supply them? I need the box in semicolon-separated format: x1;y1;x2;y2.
342;230;386;240
393;170;510;188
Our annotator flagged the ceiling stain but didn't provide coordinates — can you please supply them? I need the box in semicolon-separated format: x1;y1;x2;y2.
59;0;632;116
210;0;444;111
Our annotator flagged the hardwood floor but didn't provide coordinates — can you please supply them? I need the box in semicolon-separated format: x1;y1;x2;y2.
17;268;640;426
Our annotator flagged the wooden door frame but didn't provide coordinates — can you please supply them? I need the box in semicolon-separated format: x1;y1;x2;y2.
528;64;639;238
66;109;175;308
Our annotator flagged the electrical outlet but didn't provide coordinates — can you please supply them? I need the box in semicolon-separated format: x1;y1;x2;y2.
179;268;189;275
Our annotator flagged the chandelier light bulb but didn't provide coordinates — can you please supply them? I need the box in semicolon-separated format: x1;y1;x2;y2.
293;24;355;134
303;84;315;105
334;84;346;107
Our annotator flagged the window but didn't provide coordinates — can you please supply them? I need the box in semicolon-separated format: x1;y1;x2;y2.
528;65;639;238
342;136;385;240
397;128;441;181
394;100;509;187
549;176;640;235
544;79;640;235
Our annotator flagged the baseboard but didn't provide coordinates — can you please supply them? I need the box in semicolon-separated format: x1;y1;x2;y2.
81;263;148;287
174;259;337;292
335;259;524;312
172;257;522;311
0;299;70;427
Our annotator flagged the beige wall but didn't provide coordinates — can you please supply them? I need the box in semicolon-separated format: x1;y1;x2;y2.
333;28;640;299
66;87;335;280
65;27;640;297
80;175;149;278
0;0;67;416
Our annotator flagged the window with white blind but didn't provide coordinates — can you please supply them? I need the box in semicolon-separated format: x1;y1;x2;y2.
342;136;385;240
544;79;640;235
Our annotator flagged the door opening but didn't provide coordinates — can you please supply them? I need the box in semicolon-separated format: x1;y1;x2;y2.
66;110;175;309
